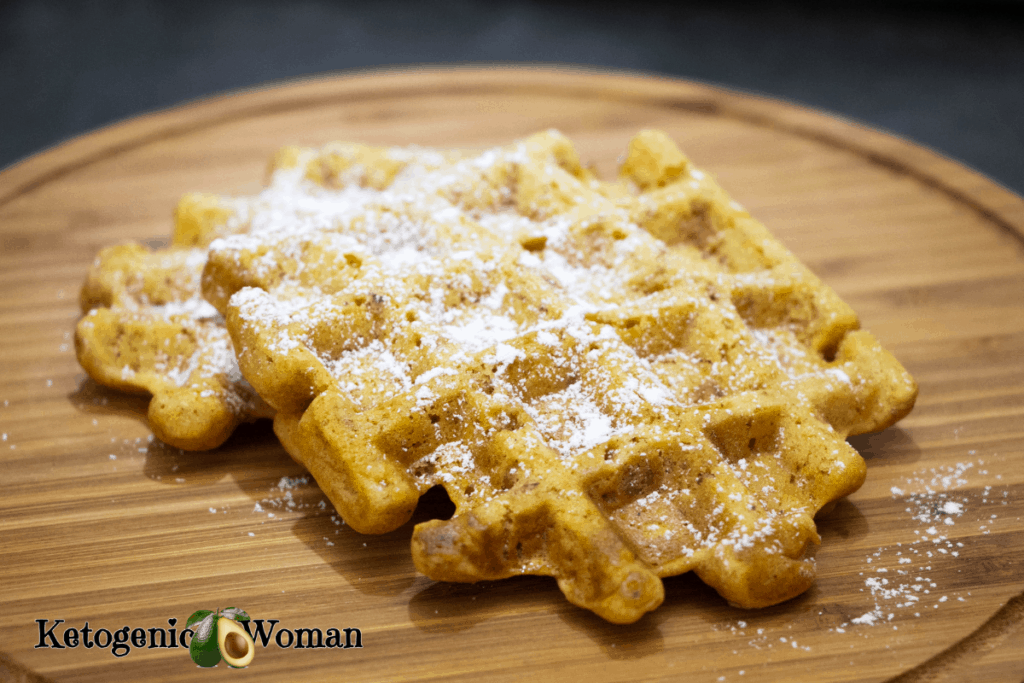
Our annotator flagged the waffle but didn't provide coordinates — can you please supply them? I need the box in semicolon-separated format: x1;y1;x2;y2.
186;130;917;623
74;144;458;450
75;194;273;450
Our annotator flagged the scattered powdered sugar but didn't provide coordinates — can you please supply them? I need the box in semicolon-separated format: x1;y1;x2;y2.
323;340;413;407
525;382;619;459
247;475;345;536
150;297;221;320
443;311;520;353
832;457;1011;633
422;441;478;487
941;501;963;515
824;367;852;386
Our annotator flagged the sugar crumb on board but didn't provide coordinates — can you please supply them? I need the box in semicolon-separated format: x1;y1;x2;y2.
707;452;1015;659
832;456;1011;635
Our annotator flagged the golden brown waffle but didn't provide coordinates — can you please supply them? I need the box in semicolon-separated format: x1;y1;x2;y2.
75;193;273;450
187;130;917;623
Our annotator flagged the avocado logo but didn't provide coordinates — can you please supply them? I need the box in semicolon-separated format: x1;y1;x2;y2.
186;608;255;668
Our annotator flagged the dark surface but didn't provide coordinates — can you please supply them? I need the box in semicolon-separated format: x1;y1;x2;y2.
1;0;1022;194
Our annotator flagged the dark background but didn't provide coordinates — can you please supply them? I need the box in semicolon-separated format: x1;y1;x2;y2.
2;0;1022;194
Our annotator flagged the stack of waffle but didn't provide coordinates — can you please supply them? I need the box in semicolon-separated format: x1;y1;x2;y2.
76;130;916;623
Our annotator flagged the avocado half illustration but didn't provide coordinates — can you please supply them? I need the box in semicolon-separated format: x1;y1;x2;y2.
217;616;255;668
186;607;253;668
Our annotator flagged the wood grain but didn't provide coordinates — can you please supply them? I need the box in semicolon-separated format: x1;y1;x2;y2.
1;66;1022;683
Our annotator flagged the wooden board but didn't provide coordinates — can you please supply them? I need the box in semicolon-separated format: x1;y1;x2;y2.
1;67;1022;683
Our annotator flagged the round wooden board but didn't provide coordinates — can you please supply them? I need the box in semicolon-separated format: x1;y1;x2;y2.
1;67;1022;683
